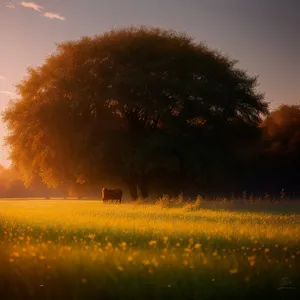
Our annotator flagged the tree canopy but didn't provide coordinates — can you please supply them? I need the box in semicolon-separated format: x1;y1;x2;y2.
2;26;269;200
261;104;300;156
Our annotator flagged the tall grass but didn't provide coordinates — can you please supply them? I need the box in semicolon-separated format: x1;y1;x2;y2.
0;199;299;300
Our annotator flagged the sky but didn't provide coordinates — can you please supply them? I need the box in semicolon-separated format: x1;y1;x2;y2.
0;0;299;167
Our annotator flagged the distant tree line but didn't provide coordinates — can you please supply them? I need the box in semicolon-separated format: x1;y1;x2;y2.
241;104;300;199
2;26;300;200
0;165;62;198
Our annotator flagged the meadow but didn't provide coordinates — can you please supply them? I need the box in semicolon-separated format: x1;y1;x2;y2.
0;198;299;300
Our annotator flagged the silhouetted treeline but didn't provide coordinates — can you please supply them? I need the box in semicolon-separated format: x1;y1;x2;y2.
2;108;299;201
1;103;300;200
174;104;300;200
240;104;300;199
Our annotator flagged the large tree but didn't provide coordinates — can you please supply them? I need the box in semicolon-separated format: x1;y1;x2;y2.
3;26;268;200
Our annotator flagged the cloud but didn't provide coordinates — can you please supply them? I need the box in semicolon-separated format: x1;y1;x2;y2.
0;91;16;96
19;1;44;12
43;12;65;21
6;3;16;8
13;2;66;21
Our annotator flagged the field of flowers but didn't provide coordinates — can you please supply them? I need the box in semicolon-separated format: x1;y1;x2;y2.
0;199;299;300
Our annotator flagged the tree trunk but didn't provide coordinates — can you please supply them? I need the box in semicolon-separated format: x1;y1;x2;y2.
138;183;148;198
127;164;138;201
137;172;149;199
177;153;186;177
128;181;138;201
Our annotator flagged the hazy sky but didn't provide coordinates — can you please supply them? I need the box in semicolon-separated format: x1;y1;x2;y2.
0;0;299;166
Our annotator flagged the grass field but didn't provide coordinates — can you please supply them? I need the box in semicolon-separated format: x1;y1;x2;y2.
0;198;300;300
